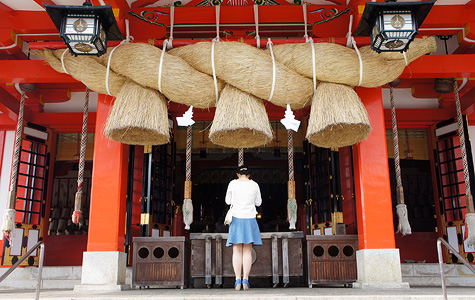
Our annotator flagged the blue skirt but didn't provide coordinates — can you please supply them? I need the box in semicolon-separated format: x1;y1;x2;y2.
226;217;262;247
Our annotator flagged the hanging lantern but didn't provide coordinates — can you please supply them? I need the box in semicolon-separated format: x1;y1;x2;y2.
355;0;435;53
44;1;122;56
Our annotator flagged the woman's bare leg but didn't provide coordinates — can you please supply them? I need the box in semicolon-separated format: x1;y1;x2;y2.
242;243;253;281
232;244;243;280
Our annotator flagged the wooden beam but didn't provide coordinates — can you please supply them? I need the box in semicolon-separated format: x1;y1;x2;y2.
400;54;475;79
0;114;16;130
33;0;55;8
0;2;14;16
103;0;130;15
0;61;77;84
383;109;453;128
31;112;96;132
461;85;475;115
0;86;33;121
131;0;157;8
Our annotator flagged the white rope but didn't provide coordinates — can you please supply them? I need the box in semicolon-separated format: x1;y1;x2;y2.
158;39;169;94
169;6;175;48
61;50;69;75
346;15;354;48
211;40;219;104
215;5;221;41
403;51;408;66
105;44;124;96
125;19;131;43
253;4;260;48
303;3;308;40
266;38;277;102
306;38;317;92
351;37;363;87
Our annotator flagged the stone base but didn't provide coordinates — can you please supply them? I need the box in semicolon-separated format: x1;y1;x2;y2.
74;284;130;292
76;251;128;291
352;282;410;289
355;249;409;289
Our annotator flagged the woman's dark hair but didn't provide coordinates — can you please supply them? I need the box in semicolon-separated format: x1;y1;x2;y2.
236;165;250;176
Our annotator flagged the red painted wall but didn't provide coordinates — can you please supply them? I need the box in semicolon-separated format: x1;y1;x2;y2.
395;232;439;263
44;235;88;266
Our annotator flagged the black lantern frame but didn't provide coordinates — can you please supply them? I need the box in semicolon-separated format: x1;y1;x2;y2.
44;2;123;56
355;0;435;53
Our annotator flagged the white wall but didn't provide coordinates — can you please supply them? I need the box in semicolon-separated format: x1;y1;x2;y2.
470;127;475;177
0;131;15;241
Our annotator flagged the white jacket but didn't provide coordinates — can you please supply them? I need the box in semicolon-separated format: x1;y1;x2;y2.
225;179;262;219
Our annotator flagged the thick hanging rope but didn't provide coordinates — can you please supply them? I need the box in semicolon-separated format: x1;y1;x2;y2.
238;148;244;167
454;79;475;247
1;91;26;240
72;88;89;225
287;129;297;230
183;125;193;230
390;86;411;236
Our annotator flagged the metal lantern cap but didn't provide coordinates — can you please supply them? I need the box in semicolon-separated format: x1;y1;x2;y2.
355;0;435;37
44;3;123;42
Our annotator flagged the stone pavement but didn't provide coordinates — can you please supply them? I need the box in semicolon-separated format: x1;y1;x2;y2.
1;286;475;300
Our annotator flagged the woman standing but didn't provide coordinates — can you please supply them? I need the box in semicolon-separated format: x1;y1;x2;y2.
225;165;262;291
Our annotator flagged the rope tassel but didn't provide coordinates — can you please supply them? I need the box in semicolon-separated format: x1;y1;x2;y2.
396;203;411;236
466;211;475;247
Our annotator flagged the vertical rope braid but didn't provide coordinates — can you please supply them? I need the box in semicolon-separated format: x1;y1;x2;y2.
72;88;89;224
391;86;402;189
9;91;25;196
454;79;471;197
288;130;294;181
183;125;193;230
186;126;192;181
454;79;475;247
287;129;297;230
238;148;244;167
391;86;411;235
1;91;26;239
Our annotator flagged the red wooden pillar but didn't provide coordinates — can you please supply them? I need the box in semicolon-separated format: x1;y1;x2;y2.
353;87;395;249
352;87;406;288
87;94;129;252
79;94;129;290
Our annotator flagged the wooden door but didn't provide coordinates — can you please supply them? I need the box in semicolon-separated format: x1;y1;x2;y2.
2;123;51;266
433;117;475;263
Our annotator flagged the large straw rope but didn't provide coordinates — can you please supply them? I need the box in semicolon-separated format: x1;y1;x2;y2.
390;86;411;236
1;91;26;240
453;79;475;247
36;37;435;111
72;88;89;225
35;38;436;148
